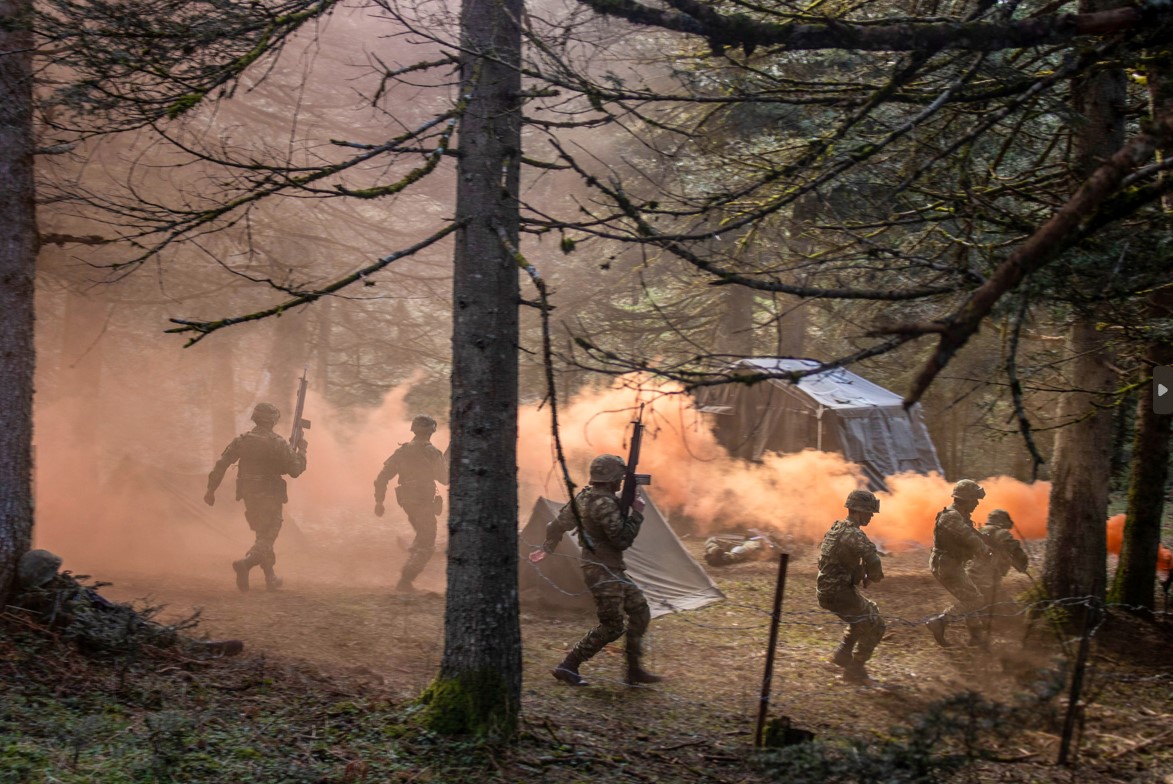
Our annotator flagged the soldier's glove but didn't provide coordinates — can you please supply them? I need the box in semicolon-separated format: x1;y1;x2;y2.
297;437;309;455
374;503;385;517
203;490;216;507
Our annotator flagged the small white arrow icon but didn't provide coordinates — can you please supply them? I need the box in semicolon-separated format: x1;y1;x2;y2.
1160;384;1169;398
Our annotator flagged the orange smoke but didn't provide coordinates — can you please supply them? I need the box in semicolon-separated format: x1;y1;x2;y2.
517;380;1050;549
33;363;449;588
1107;514;1125;554
1106;515;1173;575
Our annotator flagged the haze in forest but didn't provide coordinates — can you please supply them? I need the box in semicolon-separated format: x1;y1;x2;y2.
31;321;1050;590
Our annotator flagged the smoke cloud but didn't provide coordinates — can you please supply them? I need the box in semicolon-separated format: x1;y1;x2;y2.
517;381;1051;549
35;366;1056;591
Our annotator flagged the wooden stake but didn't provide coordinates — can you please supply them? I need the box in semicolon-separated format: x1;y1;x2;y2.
755;552;790;748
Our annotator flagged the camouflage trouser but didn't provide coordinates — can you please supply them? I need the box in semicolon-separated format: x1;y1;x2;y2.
933;558;984;632
817;587;885;661
242;493;284;570
572;563;651;664
398;502;437;584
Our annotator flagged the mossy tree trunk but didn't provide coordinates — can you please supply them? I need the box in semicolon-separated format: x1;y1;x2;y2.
0;0;36;603
428;0;523;738
1110;289;1173;609
1043;6;1125;612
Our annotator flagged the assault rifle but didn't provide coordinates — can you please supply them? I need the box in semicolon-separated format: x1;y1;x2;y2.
290;367;311;450
619;404;652;518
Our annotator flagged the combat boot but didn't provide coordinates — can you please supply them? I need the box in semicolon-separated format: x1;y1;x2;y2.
926;614;950;648
263;571;283;591
552;651;589;687
232;559;251;593
625;652;664;686
843;658;871;684
830;642;854;669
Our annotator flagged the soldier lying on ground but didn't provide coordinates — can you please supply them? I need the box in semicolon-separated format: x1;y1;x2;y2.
703;530;779;566
10;549;243;658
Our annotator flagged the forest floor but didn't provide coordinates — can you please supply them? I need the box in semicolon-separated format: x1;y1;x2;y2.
3;537;1172;784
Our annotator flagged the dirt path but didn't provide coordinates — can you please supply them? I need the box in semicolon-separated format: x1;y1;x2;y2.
96;542;1173;782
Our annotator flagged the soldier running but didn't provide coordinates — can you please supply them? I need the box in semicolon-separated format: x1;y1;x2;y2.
205;402;307;592
374;414;449;593
925;479;992;648
816;489;886;683
536;454;662;687
966;508;1030;601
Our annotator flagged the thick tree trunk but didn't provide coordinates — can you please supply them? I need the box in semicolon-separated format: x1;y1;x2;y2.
1042;0;1125;610
1042;321;1116;604
1109;290;1173;608
0;0;37;602
425;0;523;737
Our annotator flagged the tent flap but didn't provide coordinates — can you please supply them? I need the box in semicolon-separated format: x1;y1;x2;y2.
693;358;944;488
518;494;724;618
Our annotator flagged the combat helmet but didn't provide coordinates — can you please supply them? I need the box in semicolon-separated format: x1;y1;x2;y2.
411;414;437;435
951;478;986;501
251;402;281;425
18;549;63;590
845;489;880;513
589;454;626;484
987;509;1013;529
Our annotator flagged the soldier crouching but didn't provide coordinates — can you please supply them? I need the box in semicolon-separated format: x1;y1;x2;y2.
816;489;886;683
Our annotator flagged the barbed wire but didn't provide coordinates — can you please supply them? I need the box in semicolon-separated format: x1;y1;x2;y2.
521;545;1173;630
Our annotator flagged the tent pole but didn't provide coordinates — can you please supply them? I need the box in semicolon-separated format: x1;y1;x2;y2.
755;552;790;747
816;405;824;451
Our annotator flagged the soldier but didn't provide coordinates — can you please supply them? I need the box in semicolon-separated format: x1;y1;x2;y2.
536;454;661;687
374;414;449;594
925;479;991;648
816;489;886;683
703;531;776;566
205;402;307;592
966;509;1030;602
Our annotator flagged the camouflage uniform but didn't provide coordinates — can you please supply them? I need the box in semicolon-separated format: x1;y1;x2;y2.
374;416;448;592
817;517;886;668
704;534;771;566
928;486;989;644
966;511;1029;599
207;404;306;591
543;454;659;686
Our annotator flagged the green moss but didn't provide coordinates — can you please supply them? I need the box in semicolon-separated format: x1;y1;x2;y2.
165;92;205;120
418;670;516;739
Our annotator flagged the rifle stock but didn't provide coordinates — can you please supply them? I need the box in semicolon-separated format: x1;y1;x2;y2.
290;367;311;449
619;404;651;518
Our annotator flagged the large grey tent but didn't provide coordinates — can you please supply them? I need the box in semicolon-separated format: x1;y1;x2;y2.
693;358;943;491
518;493;724;617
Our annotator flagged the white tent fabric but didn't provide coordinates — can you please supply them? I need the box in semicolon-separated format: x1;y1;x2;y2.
518;492;724;618
694;358;943;490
